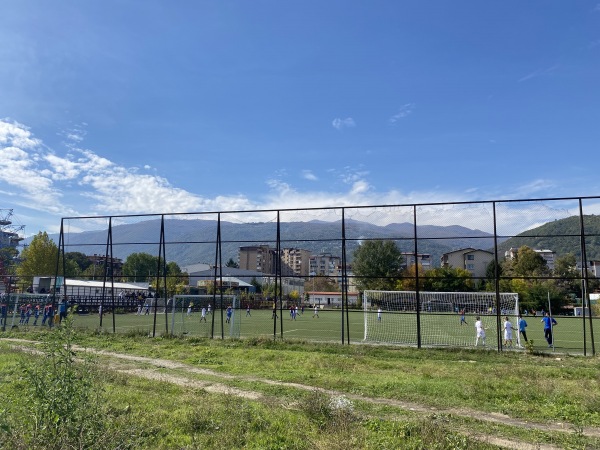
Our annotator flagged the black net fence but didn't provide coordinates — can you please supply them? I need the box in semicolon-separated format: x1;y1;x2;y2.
3;196;599;355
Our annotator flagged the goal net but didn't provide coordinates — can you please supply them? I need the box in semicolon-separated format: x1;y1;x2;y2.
171;294;239;338
363;291;519;348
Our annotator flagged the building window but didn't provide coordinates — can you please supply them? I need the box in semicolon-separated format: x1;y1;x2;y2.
467;255;475;260
467;264;475;270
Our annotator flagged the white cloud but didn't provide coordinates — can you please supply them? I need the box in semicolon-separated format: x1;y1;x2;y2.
1;118;596;238
332;117;356;130
389;104;414;123
0;119;41;148
350;180;370;195
302;170;318;181
517;65;558;83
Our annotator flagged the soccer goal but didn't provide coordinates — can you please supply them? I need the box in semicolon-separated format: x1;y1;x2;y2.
171;294;240;338
363;291;519;348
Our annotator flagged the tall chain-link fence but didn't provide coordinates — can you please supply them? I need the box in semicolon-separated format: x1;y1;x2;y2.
4;196;598;354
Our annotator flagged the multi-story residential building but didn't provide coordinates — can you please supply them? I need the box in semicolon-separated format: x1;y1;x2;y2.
504;247;556;271
238;245;276;274
400;252;433;271
309;253;341;277
281;248;311;277
87;254;124;279
576;260;600;278
440;248;494;279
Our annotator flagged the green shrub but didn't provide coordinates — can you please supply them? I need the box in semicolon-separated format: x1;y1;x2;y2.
0;316;145;450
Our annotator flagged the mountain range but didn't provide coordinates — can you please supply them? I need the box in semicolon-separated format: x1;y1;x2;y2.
49;218;498;267
46;215;600;267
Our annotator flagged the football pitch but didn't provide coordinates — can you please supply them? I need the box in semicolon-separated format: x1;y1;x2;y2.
63;308;600;354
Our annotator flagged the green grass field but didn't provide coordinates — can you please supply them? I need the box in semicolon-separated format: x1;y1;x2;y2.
22;306;599;355
2;316;600;449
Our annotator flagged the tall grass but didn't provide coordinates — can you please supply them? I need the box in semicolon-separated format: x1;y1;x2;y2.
1;325;599;448
0;317;144;450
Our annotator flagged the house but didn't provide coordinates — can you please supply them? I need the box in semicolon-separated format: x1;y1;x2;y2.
440;248;494;279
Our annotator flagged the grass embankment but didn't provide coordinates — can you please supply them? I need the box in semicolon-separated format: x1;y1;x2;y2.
1;324;599;449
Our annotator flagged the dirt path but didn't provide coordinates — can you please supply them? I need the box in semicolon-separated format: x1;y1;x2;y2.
4;338;597;449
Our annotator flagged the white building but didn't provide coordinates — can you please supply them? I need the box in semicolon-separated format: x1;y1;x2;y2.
306;291;359;307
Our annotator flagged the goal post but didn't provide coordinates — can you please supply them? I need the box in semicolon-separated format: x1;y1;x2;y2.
363;290;519;348
171;294;240;338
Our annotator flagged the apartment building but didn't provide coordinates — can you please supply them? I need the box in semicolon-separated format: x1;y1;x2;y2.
238;245;276;274
441;248;494;279
309;253;341;277
505;247;556;271
281;248;311;277
400;252;433;271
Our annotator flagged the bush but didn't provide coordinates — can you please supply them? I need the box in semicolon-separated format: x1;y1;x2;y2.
0;316;145;450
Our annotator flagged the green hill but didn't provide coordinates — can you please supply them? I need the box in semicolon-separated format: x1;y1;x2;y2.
497;215;600;260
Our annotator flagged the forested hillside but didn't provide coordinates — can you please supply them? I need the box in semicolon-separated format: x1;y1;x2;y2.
497;215;600;260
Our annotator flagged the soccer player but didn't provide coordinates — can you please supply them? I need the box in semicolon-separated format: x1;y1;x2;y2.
271;301;277;319
19;304;26;324
475;316;486;346
33;304;40;326
200;307;207;322
58;301;67;323
460;309;468;325
47;303;55;328
208;303;212;315
246;304;251;317
187;301;194;316
541;312;557;347
41;303;50;325
313;305;319;318
225;305;232;323
503;316;514;348
24;304;32;324
518;315;528;344
0;301;7;327
377;307;382;322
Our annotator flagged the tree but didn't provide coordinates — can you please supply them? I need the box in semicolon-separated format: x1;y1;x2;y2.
250;276;262;293
16;232;60;285
122;252;157;282
304;276;340;293
164;261;188;296
225;258;239;268
396;264;426;291
510;246;548;277
0;246;18;271
553;253;581;297
352;240;403;291
422;266;473;292
64;252;93;274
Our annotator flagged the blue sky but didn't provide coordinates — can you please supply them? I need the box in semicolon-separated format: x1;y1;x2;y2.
1;1;600;235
